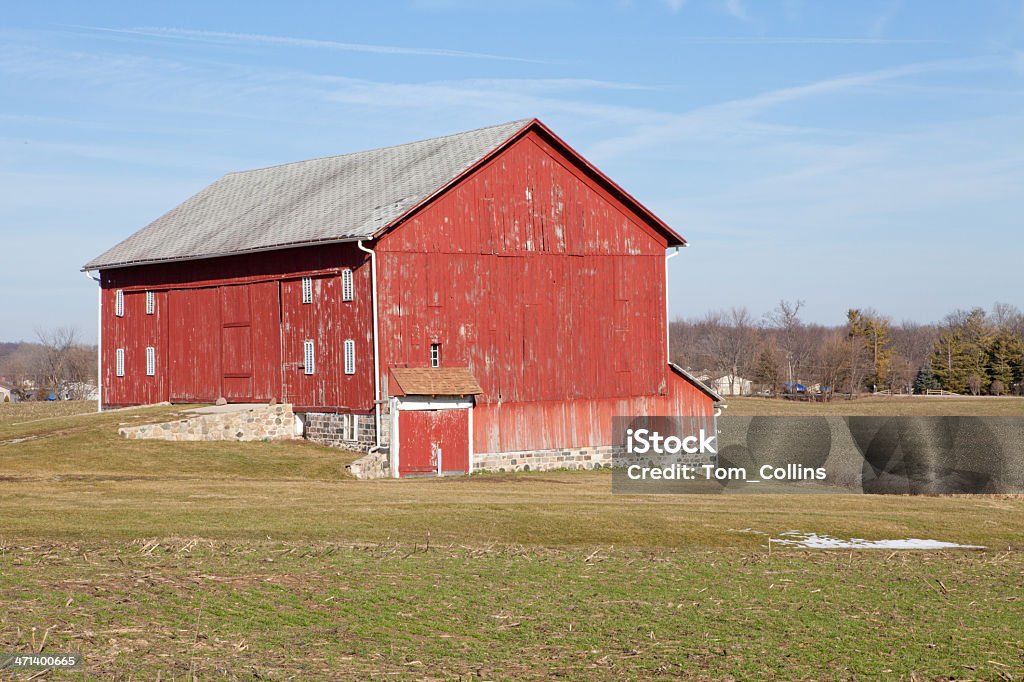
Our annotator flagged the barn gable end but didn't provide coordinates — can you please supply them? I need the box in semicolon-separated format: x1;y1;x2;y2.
375;128;712;458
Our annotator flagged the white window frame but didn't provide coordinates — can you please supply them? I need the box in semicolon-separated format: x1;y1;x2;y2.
115;348;125;377
146;346;156;376
344;339;356;375
303;340;315;375
145;291;155;315
115;290;124;317
341;269;354;302
339;414;359;442
301;276;313;304
430;343;440;368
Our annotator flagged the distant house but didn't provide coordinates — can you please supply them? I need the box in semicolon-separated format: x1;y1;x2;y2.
60;382;99;401
712;374;753;396
0;384;12;402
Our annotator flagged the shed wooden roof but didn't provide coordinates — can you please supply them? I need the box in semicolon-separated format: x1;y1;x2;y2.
669;363;724;402
390;367;483;397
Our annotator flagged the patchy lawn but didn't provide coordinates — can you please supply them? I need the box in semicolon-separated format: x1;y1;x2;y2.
2;542;1021;680
0;399;99;424
1;401;1022;679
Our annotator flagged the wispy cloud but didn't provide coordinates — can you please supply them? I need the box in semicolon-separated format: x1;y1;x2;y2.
723;0;751;21
868;0;902;39
589;56;1003;159
663;0;687;13
673;36;946;45
69;25;552;64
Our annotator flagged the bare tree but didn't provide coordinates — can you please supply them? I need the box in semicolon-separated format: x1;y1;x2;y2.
992;302;1024;336
890;321;939;374
765;300;815;386
817;333;849;402
669;314;706;369
33;327;93;399
0;343;41;395
701;307;758;394
886;353;915;394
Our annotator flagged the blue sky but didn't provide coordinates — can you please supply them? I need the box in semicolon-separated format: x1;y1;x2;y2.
2;0;1023;343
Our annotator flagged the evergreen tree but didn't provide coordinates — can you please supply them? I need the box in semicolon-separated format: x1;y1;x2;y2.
847;309;893;392
912;366;940;394
987;330;1024;395
753;344;782;395
928;308;992;394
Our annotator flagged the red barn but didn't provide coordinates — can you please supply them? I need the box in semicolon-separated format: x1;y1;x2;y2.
84;119;720;478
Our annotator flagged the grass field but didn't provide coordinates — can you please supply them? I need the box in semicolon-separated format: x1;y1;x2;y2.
725;395;1024;416
1;402;1023;680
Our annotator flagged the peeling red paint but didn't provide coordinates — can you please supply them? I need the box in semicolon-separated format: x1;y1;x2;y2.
398;409;470;476
101;245;374;410
98;128;712;456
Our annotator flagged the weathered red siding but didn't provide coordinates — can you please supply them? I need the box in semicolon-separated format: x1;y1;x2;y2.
375;130;704;453
280;272;374;411
101;288;168;406
398;408;470;476
473;375;714;454
97;123;711;459
166;287;220;402
101;244;374;411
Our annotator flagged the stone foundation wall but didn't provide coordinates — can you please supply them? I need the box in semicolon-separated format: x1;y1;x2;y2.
474;446;713;473
119;404;295;442
474;445;616;472
347;449;391;479
301;412;378;451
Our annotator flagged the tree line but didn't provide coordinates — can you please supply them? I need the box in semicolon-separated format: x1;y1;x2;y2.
671;301;1024;398
0;328;97;400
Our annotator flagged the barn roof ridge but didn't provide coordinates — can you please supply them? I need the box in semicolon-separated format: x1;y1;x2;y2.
224;118;534;177
84;118;535;271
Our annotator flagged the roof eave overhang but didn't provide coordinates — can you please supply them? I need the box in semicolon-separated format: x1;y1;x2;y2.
669;362;724;403
81;236;366;272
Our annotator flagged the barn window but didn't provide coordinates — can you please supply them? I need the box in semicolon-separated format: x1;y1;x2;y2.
146;347;156;376
344;339;356;375
430;343;441;368
301;277;313;304
115;348;125;377
115;290;124;317
303;340;315;375
339;414;359;442
341;269;354;302
145;291;155;315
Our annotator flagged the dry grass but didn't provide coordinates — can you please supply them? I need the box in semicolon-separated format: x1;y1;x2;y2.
2;541;1021;680
725;395;1024;416
0;399;98;423
1;400;1022;679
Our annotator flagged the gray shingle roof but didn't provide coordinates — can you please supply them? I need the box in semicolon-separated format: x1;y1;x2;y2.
84;119;533;270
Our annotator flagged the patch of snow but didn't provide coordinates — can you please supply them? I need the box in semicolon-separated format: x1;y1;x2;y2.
769;531;985;550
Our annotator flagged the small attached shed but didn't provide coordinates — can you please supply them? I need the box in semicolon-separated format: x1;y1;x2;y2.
389;368;483;477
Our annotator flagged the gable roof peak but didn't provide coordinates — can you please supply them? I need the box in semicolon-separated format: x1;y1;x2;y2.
225;118;535;178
